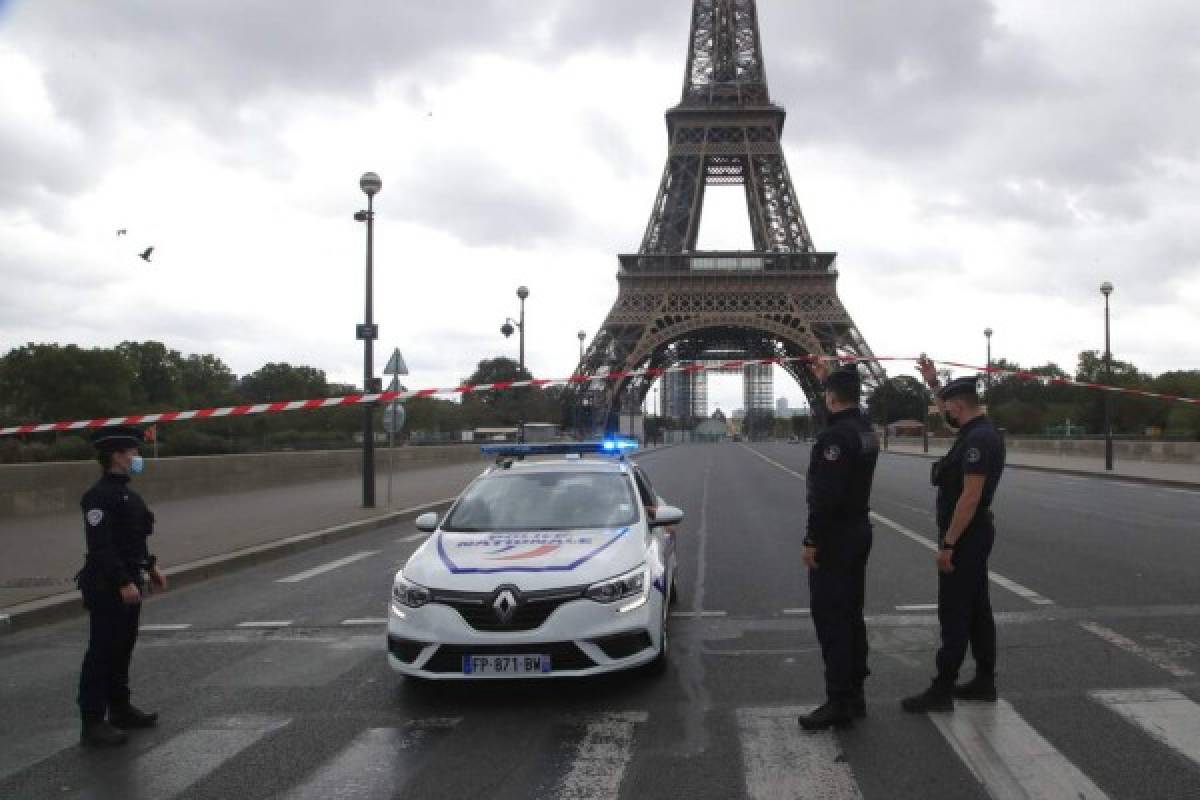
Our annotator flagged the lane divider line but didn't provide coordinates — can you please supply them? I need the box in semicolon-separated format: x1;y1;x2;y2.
398;533;429;543
782;608;811;615
236;620;293;629
670;611;727;618
896;604;938;611
740;444;1057;607
1079;622;1195;678
140;623;192;631
275;551;381;584
341;618;388;626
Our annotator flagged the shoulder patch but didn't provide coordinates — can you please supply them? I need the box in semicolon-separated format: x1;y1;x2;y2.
824;444;841;461
966;447;982;464
86;509;104;526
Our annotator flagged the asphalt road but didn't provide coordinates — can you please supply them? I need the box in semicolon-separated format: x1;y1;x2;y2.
2;442;1199;799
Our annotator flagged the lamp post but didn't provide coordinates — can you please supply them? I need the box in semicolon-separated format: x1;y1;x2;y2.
501;286;530;441
984;327;993;391
1101;281;1114;471
355;171;382;508
577;330;587;365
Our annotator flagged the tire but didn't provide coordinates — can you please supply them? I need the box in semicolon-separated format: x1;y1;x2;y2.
644;599;670;676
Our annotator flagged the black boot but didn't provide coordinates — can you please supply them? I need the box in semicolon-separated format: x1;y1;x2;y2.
850;687;867;719
109;702;159;729
901;682;954;713
798;699;854;731
81;720;129;747
953;673;997;702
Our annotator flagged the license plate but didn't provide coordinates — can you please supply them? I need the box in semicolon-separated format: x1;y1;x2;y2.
462;654;552;675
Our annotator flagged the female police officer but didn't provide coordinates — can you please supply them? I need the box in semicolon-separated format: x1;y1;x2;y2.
77;425;167;747
902;361;1005;713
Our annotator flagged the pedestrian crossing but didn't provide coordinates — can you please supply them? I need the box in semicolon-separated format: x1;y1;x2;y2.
5;687;1200;799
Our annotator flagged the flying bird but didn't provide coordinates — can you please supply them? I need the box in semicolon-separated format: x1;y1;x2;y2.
116;229;127;236
139;247;154;262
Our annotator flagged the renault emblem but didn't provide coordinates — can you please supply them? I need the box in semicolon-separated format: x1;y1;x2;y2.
492;587;520;624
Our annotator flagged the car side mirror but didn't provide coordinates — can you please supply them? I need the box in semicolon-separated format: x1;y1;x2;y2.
650;505;684;528
414;512;439;533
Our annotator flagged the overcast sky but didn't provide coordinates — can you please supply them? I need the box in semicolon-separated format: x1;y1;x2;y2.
2;0;1197;416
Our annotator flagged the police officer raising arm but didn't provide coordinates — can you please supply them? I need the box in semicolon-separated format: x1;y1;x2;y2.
798;359;880;731
902;360;1006;713
76;425;166;747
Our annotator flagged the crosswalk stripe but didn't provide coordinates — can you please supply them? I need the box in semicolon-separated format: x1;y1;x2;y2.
276;550;380;583
736;706;862;800
929;700;1110;799
68;715;290;799
287;719;459;799
1091;688;1200;767
551;711;648;800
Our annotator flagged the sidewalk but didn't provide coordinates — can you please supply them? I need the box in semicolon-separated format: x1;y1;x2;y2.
885;441;1200;487
0;460;487;610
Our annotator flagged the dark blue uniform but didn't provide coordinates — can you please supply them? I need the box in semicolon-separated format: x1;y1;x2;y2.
805;408;879;703
76;472;156;724
932;415;1005;687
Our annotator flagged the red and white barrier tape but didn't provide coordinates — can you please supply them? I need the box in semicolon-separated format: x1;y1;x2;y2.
1;355;1195;437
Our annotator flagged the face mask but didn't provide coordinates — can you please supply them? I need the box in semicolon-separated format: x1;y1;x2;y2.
942;412;960;429
129;455;146;475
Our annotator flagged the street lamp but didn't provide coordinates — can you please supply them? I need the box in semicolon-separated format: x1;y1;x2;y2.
577;330;587;365
355;171;382;508
1101;281;1114;471
984;328;993;391
501;286;530;441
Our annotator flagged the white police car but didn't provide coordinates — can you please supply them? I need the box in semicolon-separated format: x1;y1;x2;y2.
388;441;682;679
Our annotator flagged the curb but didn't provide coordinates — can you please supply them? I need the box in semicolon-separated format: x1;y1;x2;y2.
0;498;455;636
882;449;1199;490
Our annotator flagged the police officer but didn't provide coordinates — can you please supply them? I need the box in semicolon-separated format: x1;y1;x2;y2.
902;362;1005;713
77;425;166;747
798;361;879;730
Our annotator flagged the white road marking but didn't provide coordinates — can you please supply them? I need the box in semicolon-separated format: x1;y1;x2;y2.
288;720;459;800
140;623;193;631
276;550;380;583
72;715;291;799
868;512;1055;606
1091;688;1200;767
1079;622;1195;678
399;532;428;543
782;608;811;615
736;706;862;800
670;610;727;618
896;604;938;611
930;700;1110;799
236;620;293;629
551;711;648;800
341;618;388;626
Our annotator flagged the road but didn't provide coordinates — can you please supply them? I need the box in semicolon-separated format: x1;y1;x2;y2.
2;442;1199;799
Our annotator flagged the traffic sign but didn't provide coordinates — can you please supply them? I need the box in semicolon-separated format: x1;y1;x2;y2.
384;348;409;375
383;403;407;434
356;324;379;341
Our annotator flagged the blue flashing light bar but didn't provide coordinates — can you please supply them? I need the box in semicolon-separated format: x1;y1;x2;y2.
481;439;640;458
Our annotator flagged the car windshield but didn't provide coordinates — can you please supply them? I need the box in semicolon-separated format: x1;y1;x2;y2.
443;471;639;532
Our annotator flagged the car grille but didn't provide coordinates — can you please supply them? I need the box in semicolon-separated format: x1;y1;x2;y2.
424;642;595;673
429;586;589;632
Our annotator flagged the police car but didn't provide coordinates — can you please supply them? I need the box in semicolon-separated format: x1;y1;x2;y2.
387;441;682;679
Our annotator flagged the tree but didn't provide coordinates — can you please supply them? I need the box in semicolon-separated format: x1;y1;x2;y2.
239;363;328;403
179;353;237;408
867;376;930;425
116;341;186;408
0;343;138;423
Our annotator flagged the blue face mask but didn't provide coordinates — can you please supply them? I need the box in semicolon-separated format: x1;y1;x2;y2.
129;455;146;475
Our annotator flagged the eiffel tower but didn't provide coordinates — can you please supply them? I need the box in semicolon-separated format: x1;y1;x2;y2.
580;0;884;433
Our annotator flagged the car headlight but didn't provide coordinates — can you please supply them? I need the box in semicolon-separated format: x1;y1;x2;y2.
587;564;650;611
391;574;431;609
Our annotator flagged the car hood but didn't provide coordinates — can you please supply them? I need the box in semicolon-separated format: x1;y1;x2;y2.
403;527;646;592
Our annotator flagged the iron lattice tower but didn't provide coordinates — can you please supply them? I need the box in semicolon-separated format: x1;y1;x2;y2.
580;0;883;432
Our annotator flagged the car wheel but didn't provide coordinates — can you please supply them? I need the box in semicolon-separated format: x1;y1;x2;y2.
644;598;670;676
